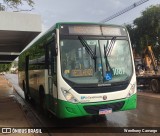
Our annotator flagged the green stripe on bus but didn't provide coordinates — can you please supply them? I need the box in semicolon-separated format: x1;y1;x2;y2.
45;93;137;118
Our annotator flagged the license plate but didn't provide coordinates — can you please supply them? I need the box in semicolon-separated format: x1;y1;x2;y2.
99;108;112;115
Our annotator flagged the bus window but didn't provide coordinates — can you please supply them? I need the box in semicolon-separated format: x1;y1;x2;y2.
60;38;132;84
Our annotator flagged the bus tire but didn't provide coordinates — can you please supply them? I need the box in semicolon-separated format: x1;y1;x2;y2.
23;81;29;101
150;79;159;93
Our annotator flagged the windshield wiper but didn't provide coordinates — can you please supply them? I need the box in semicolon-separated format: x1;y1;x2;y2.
105;36;116;56
78;36;97;70
104;37;116;72
78;36;96;59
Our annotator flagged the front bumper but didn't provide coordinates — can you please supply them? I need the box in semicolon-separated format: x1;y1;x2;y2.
56;93;137;118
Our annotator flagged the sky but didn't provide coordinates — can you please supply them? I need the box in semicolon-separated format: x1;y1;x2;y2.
29;0;160;32
0;0;159;31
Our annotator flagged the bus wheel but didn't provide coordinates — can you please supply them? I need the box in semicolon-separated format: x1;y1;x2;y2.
150;79;159;93
23;81;29;101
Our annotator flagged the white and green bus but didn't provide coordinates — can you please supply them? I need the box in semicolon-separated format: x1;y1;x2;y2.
18;22;137;118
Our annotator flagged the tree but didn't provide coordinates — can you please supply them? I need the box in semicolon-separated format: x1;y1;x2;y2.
0;63;12;72
1;0;34;11
126;4;160;55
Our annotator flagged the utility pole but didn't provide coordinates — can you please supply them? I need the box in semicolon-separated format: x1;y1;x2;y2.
100;0;149;23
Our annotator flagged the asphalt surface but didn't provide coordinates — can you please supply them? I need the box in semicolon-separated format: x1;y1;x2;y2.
2;74;160;136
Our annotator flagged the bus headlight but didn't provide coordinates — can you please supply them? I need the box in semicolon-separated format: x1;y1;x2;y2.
127;84;136;98
61;88;79;103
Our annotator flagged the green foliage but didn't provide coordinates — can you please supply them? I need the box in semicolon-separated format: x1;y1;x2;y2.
3;0;34;10
126;4;160;55
0;63;12;72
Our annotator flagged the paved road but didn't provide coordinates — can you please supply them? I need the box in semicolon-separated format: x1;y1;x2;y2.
4;74;160;136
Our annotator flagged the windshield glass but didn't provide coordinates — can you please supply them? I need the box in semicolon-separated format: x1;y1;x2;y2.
60;37;133;84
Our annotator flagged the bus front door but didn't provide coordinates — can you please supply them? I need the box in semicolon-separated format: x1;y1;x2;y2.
48;42;57;113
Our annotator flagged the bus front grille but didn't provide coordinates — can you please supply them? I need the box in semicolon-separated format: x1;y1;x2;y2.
83;101;125;114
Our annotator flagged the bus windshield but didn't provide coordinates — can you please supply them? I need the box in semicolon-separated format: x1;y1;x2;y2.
60;37;133;85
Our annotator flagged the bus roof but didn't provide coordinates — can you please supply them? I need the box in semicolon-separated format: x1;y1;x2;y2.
20;22;126;55
55;22;124;28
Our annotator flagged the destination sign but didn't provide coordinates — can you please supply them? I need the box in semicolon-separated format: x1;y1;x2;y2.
102;27;122;36
70;69;93;77
69;26;101;35
60;24;127;36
